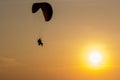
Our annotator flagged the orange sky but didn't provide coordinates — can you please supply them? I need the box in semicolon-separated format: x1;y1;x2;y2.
0;0;120;80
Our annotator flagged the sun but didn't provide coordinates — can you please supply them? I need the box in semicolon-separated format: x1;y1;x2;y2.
79;44;110;70
88;50;103;66
85;46;106;69
85;44;110;70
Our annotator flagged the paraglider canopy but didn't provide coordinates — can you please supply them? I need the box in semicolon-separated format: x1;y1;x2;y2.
32;2;53;21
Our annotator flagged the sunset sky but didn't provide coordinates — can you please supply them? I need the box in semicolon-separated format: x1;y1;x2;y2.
0;0;120;80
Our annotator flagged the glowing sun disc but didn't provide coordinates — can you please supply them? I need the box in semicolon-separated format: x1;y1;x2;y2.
88;50;103;65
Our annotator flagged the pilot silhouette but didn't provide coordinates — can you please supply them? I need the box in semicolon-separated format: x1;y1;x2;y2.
37;38;43;46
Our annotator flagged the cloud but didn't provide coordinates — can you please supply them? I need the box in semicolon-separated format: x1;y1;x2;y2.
0;57;19;68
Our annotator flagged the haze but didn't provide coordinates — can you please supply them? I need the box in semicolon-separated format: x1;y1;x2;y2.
0;0;120;80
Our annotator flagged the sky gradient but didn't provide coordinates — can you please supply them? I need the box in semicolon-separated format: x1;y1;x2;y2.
0;0;120;80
